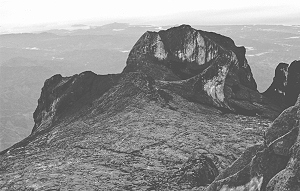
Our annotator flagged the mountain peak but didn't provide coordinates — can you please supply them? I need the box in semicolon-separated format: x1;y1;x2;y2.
124;25;279;118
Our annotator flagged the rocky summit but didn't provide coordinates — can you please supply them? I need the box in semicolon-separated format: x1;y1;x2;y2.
124;25;280;118
0;25;299;191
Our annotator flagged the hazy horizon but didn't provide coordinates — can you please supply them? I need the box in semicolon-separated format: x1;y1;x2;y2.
1;0;299;34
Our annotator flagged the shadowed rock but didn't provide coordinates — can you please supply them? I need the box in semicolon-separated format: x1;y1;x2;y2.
206;95;300;191
286;60;300;107
32;71;120;134
262;63;288;108
171;155;219;187
263;60;300;109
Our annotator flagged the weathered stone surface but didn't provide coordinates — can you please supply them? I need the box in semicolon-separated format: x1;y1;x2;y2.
213;144;264;182
171;155;219;187
32;71;120;134
1;70;272;190
124;25;281;118
265;99;299;146
206;95;300;191
266;95;300;191
125;25;256;87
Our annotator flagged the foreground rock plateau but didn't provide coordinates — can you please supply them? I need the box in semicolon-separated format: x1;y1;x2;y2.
206;94;300;191
0;25;299;190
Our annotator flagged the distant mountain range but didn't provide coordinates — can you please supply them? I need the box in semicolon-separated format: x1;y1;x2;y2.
0;24;299;190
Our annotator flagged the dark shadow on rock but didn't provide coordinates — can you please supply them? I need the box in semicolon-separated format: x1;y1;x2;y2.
171;155;219;187
206;95;300;191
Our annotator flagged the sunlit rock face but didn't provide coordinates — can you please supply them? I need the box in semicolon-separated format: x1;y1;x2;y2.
124;25;280;118
125;25;255;85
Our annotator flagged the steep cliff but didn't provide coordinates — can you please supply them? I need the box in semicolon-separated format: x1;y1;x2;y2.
32;71;121;134
124;25;280;118
263;60;300;109
124;25;256;87
262;63;289;108
286;60;300;107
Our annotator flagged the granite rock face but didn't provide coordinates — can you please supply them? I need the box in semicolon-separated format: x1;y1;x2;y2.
206;95;300;191
265;95;300;191
263;60;300;109
125;25;254;83
124;25;280;118
32;71;120;134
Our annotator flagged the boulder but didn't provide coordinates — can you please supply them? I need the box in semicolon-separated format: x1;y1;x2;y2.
171;155;219;187
206;95;300;191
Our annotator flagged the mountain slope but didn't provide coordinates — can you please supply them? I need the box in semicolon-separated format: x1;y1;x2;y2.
0;71;273;190
0;25;299;191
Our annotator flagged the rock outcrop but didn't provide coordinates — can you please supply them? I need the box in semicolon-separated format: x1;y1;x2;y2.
262;63;289;108
206;95;300;191
171;155;219;187
286;60;300;107
263;60;300;109
124;25;281;118
32;71;120;134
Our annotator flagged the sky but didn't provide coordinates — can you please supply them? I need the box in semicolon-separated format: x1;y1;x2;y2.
0;0;300;33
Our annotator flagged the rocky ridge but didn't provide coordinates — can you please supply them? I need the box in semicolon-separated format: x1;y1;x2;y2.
1;70;272;190
0;25;299;190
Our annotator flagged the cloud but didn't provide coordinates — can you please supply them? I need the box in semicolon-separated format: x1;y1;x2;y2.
146;4;300;25
0;0;299;28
